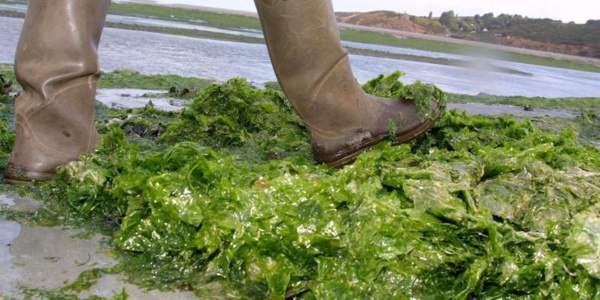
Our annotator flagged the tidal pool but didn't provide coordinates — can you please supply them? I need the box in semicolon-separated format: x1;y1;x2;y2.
94;88;582;119
0;192;199;299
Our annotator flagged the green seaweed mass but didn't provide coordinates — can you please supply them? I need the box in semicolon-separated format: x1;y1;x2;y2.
47;73;600;299
0;95;16;171
157;77;312;160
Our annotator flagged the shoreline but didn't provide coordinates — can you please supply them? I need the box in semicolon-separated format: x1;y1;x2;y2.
0;11;595;75
0;12;536;76
116;0;600;68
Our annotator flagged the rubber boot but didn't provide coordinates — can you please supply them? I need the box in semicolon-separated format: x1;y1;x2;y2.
4;0;110;184
255;0;441;167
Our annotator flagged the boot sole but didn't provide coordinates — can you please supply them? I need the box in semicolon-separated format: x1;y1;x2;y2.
5;177;36;185
317;117;438;168
4;170;55;184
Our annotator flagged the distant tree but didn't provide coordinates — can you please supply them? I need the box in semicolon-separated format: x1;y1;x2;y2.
586;20;600;26
458;19;474;32
497;14;512;28
482;12;494;22
439;10;456;27
513;15;524;25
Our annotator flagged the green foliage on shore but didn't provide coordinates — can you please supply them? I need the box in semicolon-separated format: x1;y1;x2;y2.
447;93;600;112
104;21;264;45
439;11;600;58
108;2;262;31
98;69;215;91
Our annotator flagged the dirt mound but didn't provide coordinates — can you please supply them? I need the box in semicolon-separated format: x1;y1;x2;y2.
500;36;598;58
336;11;599;59
336;11;446;35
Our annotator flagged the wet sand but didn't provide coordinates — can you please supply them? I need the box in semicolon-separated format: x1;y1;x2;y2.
0;192;198;299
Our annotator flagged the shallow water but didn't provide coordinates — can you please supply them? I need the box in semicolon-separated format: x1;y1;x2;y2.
0;3;26;12
342;40;472;61
96;88;186;111
0;192;199;299
95;88;581;119
0;221;20;296
447;103;579;118
2;15;600;98
0;193;31;297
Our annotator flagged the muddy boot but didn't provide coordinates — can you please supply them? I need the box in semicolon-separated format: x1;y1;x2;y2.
255;0;442;167
4;0;110;184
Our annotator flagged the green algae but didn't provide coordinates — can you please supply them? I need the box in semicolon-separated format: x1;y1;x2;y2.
362;71;446;121
1;72;600;298
44;73;600;299
98;69;214;91
159;77;312;161
0;95;15;174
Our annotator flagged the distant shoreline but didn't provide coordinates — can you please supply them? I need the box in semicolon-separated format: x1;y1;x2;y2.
116;0;259;17
116;0;600;68
4;0;600;67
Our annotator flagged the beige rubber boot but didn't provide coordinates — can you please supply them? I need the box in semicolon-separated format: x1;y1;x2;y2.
4;0;110;184
255;0;441;167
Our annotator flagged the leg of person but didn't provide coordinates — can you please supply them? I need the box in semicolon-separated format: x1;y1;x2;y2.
5;0;110;184
254;0;441;167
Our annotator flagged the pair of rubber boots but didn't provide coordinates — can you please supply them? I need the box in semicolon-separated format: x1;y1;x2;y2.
4;0;440;184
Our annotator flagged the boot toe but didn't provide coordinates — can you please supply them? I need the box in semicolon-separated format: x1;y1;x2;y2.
315;97;442;168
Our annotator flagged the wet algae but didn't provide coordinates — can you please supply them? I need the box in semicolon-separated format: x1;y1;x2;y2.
0;95;15;172
3;73;600;299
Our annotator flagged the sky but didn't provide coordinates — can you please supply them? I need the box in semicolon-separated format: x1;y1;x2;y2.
150;0;599;24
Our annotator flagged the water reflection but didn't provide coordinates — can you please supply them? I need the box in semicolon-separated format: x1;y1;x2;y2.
342;41;467;61
1;16;600;98
0;3;27;12
99;27;275;82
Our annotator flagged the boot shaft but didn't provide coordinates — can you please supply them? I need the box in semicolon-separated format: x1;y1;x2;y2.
15;0;110;95
6;0;110;183
254;0;366;134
